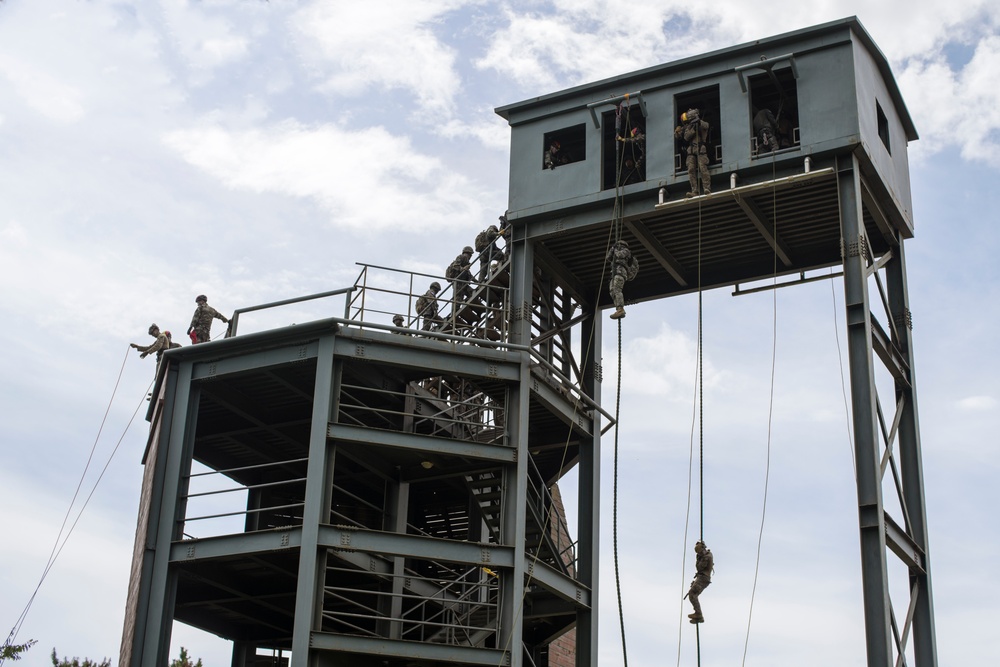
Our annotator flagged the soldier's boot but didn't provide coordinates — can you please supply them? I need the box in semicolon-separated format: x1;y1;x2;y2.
685;191;697;198
610;307;626;320
688;613;704;623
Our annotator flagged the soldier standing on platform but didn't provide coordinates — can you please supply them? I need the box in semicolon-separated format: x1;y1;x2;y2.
416;282;442;331
446;247;475;303
674;108;712;197
475;222;506;282
188;294;229;344
606;240;639;320
131;324;173;363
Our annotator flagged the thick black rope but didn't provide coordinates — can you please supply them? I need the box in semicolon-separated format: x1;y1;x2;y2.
613;318;629;667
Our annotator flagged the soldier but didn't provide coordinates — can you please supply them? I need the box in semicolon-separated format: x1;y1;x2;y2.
753;108;780;154
617;126;646;184
674;108;712;197
543;140;565;169
606;240;639;320
391;314;411;335
131;323;172;363
446;246;475;303
684;540;714;623
415;282;442;331
475;222;506;282
188;294;229;344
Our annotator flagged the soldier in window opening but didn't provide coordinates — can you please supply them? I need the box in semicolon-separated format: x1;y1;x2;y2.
606;240;639;320
684;540;714;623
446;246;475;303
544;140;567;169
617;126;646;183
753;108;780;154
415;282;442;331
131;323;179;364
475;218;507;282
188;294;229;344
674;108;712;197
391;314;411;335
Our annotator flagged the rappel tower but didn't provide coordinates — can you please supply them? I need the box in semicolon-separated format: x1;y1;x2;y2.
120;16;936;667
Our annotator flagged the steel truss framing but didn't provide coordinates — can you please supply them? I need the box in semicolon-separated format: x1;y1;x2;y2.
839;156;937;667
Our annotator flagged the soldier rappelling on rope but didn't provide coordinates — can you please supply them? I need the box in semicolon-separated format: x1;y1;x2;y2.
684;540;714;623
607;240;639;320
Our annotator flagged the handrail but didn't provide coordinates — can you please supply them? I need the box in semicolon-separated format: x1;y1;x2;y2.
227;287;357;337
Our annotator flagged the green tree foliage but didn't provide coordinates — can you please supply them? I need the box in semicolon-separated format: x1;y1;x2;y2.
169;646;203;667
1;639;37;661
50;649;111;667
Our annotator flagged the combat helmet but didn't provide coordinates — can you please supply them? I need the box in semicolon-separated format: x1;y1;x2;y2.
430;281;441;292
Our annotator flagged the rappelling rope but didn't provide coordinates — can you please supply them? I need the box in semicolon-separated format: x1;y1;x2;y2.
610;96;633;667
502;97;636;667
677;191;707;667
2;347;150;664
741;153;781;665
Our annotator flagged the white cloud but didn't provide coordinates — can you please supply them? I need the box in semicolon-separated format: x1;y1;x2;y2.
293;0;469;118
957;395;998;411
159;0;256;84
0;55;86;123
163;118;492;231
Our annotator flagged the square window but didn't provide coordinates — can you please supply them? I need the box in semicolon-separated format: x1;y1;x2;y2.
749;68;799;157
601;103;646;190
542;125;586;170
877;101;891;154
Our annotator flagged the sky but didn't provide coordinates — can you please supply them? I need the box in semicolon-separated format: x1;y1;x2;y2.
0;0;998;665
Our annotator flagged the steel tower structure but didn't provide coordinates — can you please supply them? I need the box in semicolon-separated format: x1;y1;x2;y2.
121;17;936;667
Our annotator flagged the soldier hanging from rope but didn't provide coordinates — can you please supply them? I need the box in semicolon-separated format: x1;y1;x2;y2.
684;540;714;623
606;240;639;320
674;108;712;197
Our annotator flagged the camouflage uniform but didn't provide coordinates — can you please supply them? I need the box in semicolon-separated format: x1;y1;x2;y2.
132;325;174;364
415;285;441;331
617;128;646;184
446;249;475;303
392;315;411;335
189;298;229;344
543;141;562;169
675;112;711;196
606;241;639;319
685;541;714;623
475;224;505;282
753;108;780;154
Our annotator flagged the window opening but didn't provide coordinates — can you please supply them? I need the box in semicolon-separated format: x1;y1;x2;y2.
542;125;586;170
876;101;891;154
601;103;646;190
748;68;799;157
674;86;721;172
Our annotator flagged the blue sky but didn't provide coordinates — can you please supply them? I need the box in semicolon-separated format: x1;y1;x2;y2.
1;1;998;665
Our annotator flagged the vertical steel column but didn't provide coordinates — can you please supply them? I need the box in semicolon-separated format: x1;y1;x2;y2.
508;231;534;347
139;360;198;667
291;333;338;665
839;156;893;666
886;243;939;666
576;311;601;667
498;359;531;667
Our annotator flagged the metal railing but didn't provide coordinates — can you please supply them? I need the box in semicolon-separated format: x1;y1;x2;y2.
181;458;309;538
320;562;500;646
226;287;356;337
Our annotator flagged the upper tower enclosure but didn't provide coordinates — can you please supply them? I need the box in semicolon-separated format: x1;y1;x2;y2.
496;16;917;239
